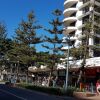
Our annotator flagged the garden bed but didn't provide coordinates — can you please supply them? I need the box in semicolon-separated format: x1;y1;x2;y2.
16;83;76;97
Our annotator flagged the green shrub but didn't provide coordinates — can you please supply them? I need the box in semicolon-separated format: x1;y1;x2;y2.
60;86;76;96
17;83;75;96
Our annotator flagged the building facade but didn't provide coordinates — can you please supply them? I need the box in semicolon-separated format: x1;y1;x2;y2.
62;0;100;84
63;0;100;57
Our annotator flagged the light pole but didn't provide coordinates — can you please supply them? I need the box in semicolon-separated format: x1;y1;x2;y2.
62;35;70;90
65;37;70;90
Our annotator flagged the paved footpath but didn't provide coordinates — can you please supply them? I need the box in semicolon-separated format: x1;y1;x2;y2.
79;95;100;100
0;84;77;100
87;95;100;100
74;92;100;100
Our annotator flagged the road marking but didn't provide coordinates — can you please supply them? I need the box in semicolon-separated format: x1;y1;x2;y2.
0;88;27;100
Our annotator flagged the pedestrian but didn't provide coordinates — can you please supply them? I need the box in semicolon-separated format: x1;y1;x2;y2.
96;79;100;95
52;76;57;87
42;77;46;86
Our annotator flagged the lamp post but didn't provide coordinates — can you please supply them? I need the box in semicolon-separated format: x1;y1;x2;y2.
65;38;70;90
62;35;70;90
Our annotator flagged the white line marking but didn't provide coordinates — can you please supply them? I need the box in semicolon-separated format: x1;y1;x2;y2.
0;88;27;100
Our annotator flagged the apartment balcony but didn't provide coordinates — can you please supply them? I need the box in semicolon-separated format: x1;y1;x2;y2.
95;0;100;7
64;0;78;9
60;57;73;61
79;1;90;10
78;11;91;20
63;27;77;35
57;63;66;69
70;36;77;41
74;40;81;47
63;8;78;17
77;34;86;40
71;57;100;68
95;34;100;38
94;11;100;16
61;46;73;50
94;22;100;27
57;57;100;70
63;17;77;26
79;0;100;10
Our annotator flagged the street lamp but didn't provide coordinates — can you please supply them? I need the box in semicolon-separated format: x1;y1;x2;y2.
62;35;70;90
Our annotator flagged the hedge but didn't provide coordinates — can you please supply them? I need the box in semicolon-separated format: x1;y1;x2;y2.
16;83;76;96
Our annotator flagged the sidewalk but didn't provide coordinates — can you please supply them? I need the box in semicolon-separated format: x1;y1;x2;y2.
85;95;100;100
73;92;100;100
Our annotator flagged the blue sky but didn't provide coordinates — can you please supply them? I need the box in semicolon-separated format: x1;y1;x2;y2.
0;0;64;52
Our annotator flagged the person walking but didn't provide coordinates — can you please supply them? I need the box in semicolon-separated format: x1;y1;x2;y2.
96;79;100;95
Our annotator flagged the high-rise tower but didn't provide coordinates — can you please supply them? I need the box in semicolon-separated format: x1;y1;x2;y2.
63;0;100;58
61;0;100;84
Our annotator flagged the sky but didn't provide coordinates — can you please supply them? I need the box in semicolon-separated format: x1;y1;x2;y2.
0;0;64;52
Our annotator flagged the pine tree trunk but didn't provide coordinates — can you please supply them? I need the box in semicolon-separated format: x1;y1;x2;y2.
47;66;53;87
26;74;28;84
26;69;28;84
77;32;89;85
47;71;51;87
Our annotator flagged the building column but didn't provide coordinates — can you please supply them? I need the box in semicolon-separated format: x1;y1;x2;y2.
89;0;95;57
89;37;94;57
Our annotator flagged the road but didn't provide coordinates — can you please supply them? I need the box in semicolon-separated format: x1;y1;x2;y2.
0;84;76;100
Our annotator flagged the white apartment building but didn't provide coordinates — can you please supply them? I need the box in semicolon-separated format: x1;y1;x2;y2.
62;0;100;67
58;0;100;82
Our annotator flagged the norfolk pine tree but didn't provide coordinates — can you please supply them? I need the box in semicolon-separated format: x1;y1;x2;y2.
42;9;63;86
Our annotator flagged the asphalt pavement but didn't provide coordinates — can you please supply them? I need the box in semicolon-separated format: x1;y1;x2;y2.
0;84;76;100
